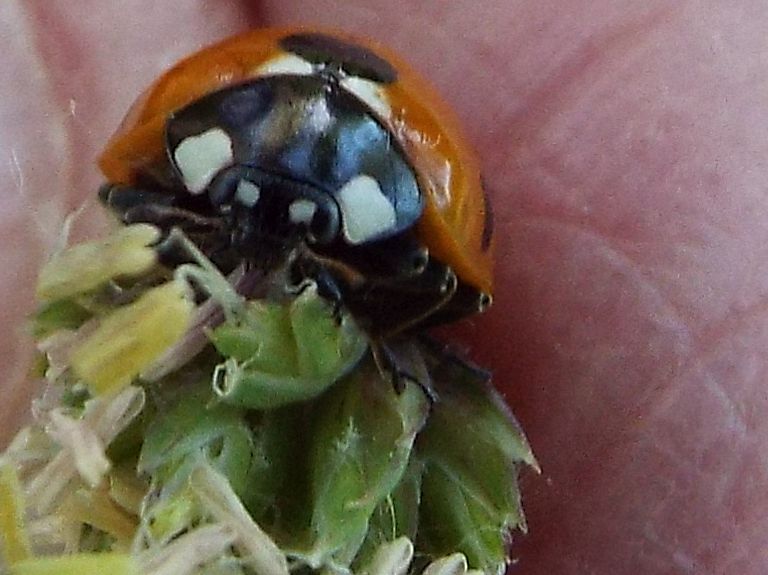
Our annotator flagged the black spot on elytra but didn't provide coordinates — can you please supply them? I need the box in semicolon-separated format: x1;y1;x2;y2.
280;32;397;84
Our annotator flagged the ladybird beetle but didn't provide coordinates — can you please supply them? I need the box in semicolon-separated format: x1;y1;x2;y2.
99;28;494;339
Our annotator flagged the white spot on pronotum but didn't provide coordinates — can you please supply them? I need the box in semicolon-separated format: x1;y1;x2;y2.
337;175;396;244
255;54;314;77
289;199;317;225
340;76;391;118
235;180;261;207
173;128;233;194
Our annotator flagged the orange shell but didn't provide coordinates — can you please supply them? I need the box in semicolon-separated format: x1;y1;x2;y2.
99;28;493;295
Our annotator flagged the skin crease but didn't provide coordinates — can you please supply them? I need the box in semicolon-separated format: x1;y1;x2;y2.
1;0;766;573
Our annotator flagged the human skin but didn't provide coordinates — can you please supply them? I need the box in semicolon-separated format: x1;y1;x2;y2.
1;1;766;573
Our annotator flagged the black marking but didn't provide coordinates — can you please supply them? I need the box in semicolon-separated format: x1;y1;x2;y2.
280;32;397;84
480;178;494;251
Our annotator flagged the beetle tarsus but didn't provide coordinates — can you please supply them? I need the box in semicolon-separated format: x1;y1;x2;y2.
372;340;438;403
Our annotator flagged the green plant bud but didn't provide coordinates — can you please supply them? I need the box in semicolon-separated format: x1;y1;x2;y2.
70;280;194;395
357;536;413;575
297;361;429;570
138;386;255;498
239;406;313;539
9;553;139;575
354;458;424;570
0;461;30;565
416;348;538;575
36;224;159;302
211;284;367;409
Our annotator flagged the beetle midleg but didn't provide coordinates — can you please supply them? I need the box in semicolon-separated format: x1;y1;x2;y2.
336;257;458;338
99;182;175;212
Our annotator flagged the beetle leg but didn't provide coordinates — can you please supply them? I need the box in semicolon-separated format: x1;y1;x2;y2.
100;183;223;230
371;338;437;403
416;333;492;384
409;281;492;330
341;256;458;338
99;183;175;215
314;233;430;280
307;270;346;324
287;251;349;324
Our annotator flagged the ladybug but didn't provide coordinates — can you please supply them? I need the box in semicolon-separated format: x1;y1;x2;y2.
99;28;494;342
